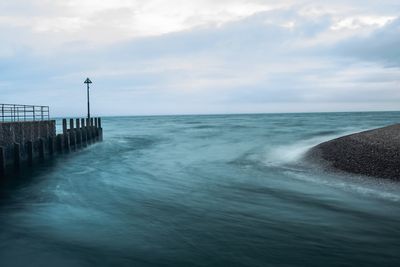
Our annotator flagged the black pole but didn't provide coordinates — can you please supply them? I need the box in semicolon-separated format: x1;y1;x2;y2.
84;78;92;120
87;82;90;119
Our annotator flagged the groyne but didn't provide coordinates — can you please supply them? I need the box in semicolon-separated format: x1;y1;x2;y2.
0;117;103;177
306;124;400;180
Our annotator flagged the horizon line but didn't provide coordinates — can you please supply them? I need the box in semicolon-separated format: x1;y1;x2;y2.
51;109;400;119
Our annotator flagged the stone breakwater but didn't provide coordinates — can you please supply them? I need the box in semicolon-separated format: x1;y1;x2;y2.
306;124;400;180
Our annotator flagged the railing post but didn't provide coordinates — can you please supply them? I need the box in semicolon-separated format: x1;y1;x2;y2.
0;104;51;122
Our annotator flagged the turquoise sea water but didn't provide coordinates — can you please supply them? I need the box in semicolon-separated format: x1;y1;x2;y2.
1;112;400;267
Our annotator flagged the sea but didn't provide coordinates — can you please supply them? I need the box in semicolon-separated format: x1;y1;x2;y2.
0;112;400;267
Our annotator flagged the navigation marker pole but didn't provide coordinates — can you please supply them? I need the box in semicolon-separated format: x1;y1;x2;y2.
84;78;92;120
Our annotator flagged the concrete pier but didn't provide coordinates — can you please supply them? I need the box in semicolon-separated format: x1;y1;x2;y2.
0;117;103;177
27;141;34;166
49;136;54;155
13;143;21;170
0;147;5;176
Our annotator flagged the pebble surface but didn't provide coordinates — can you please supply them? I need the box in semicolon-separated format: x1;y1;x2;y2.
307;124;400;180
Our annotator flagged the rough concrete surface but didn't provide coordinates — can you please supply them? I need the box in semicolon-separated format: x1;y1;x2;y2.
0;120;56;164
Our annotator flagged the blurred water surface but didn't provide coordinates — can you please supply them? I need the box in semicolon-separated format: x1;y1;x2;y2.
1;112;400;267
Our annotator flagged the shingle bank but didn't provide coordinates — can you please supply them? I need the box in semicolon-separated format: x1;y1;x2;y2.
306;124;400;180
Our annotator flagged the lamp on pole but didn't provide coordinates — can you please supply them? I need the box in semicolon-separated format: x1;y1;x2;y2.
84;78;92;119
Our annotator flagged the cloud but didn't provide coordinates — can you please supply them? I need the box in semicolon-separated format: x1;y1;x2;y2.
0;1;399;115
334;18;400;66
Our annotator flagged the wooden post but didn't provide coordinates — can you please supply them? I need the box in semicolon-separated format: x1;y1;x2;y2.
70;130;76;151
94;127;99;141
14;143;21;170
81;118;85;146
77;119;81;148
62;119;67;135
90;118;94;128
27;141;34;166
91;126;95;142
89;127;93;143
99;128;103;141
82;128;88;147
48;136;54;155
70;119;74;130
69;118;75;150
86;118;91;143
86;130;90;144
39;138;45;160
0;146;5;177
86;118;91;144
64;133;70;153
56;134;63;153
76;129;82;148
94;118;99;142
98;117;103;141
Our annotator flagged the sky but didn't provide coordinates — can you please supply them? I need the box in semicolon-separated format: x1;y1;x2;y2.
0;0;399;116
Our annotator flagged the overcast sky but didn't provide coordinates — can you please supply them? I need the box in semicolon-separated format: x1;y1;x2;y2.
0;0;399;116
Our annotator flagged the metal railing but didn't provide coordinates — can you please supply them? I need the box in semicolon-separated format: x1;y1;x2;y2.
0;104;50;122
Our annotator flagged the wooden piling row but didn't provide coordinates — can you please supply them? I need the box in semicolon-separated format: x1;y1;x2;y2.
0;117;103;177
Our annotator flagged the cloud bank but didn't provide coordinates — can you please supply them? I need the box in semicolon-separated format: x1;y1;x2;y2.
0;0;399;115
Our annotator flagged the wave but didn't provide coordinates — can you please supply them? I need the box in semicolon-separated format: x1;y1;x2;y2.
263;126;372;167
